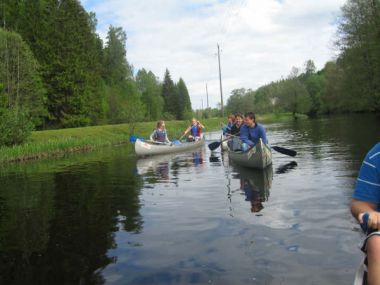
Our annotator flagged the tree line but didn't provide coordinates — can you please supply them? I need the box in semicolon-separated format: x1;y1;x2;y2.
0;0;192;145
225;0;380;118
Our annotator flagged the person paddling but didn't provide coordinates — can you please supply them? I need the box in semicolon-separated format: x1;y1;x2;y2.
240;112;268;151
223;114;235;135
228;113;244;150
351;142;380;285
150;120;171;144
230;113;243;136
183;118;204;142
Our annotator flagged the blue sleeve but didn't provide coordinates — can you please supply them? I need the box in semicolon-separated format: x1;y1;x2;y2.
260;125;268;144
240;126;254;146
353;158;380;204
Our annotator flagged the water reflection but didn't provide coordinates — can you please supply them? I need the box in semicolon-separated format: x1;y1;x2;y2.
136;154;171;183
232;164;273;214
1;114;380;285
275;161;298;174
0;147;144;285
192;151;204;166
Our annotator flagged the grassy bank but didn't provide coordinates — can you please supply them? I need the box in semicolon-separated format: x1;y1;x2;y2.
0;114;300;163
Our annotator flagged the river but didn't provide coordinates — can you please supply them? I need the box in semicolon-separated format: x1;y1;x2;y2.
1;114;380;285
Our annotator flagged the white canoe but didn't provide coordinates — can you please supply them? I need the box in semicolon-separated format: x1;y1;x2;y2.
221;135;228;151
228;138;272;169
135;138;205;157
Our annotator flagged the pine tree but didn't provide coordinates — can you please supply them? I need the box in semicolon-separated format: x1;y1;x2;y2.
136;69;164;121
176;78;192;119
161;69;177;119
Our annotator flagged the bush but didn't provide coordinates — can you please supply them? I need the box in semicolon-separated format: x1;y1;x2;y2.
0;110;34;146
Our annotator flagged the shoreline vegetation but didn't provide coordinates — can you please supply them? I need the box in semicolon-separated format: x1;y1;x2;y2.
0;113;302;164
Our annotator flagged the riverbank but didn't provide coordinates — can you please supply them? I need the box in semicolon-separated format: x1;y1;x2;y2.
0;113;301;163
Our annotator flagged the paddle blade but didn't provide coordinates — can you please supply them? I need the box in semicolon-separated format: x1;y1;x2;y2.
129;135;144;143
272;146;297;157
208;141;221;151
129;135;138;142
171;140;181;145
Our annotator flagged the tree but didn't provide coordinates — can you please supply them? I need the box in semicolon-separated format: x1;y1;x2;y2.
336;0;380;111
304;59;316;75
300;60;322;116
136;69;163;121
0;28;44;145
103;25;145;124
280;67;311;117
176;78;192;119
161;69;177;118
0;28;46;123
103;26;132;85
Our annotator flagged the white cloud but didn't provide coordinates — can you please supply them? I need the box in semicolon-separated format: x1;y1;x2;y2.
82;0;346;109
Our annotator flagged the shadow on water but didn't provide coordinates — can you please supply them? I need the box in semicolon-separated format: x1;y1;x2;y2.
0;146;144;285
275;161;298;174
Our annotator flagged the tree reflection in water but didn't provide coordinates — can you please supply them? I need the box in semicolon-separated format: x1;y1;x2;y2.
0;148;143;285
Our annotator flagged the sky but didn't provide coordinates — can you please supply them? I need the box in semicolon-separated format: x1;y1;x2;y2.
81;0;346;109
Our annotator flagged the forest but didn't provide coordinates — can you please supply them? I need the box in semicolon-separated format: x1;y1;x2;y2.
0;0;192;145
1;0;379;147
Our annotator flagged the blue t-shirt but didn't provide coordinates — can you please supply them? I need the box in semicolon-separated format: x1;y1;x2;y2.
353;142;380;207
240;123;268;147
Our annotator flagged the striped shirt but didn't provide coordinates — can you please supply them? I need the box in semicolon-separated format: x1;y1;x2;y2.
353;143;380;206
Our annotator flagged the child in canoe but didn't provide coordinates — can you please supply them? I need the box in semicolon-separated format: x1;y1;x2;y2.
183;118;205;142
150;120;171;144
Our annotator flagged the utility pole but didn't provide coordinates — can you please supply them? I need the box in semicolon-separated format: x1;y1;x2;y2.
206;83;209;109
217;43;224;117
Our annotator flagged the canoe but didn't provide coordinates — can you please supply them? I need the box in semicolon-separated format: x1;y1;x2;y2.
221;135;228;151
135;138;205;157
228;138;272;169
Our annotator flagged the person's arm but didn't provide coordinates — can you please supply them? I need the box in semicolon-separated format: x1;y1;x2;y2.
240;126;254;146
351;199;380;229
150;130;156;141
165;132;171;143
183;126;191;136
198;121;205;129
351;146;380;229
260;125;268;144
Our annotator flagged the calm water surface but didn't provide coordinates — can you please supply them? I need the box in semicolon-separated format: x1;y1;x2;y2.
1;114;380;285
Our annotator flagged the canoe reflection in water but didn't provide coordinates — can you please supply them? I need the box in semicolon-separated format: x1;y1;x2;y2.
233;164;273;213
135;151;205;184
135;153;174;183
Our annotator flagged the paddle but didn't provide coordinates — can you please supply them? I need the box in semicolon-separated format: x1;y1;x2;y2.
129;135;145;143
178;133;187;141
271;146;297;157
208;133;240;151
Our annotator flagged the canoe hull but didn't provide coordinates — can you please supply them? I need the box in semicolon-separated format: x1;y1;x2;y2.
221;135;228;151
135;138;205;157
228;139;272;169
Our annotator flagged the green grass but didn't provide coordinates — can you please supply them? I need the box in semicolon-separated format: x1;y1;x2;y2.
0;114;299;163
